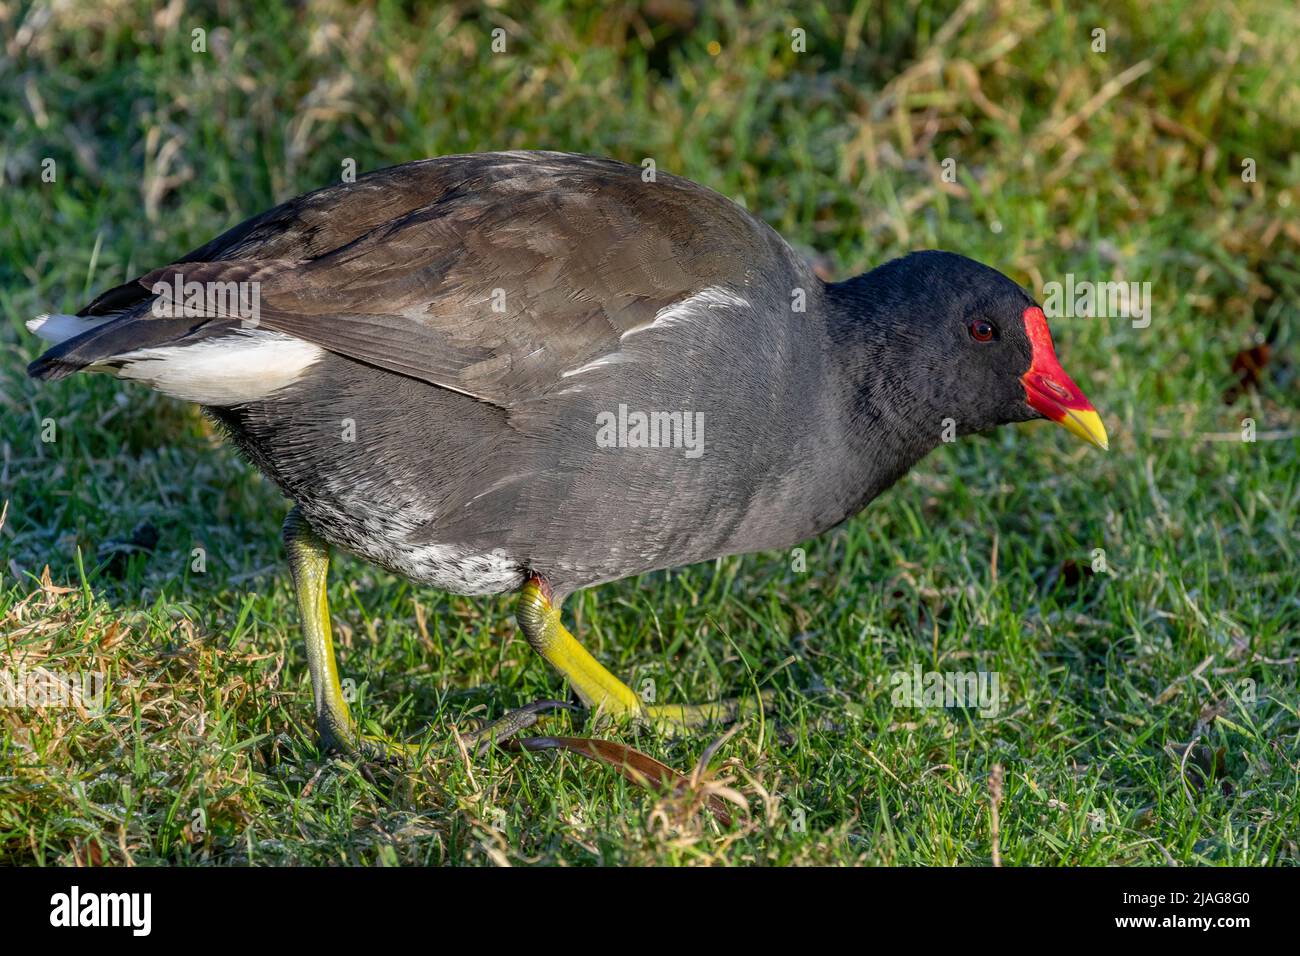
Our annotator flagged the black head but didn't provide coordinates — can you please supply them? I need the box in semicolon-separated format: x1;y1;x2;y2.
827;250;1107;449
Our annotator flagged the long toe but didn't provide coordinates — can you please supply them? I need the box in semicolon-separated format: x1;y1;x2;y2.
468;699;579;754
639;689;776;736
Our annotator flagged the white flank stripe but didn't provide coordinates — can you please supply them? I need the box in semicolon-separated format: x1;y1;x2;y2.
618;286;750;341
560;352;630;379
559;287;751;382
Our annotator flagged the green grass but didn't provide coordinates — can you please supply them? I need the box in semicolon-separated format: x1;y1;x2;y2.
1;0;1296;866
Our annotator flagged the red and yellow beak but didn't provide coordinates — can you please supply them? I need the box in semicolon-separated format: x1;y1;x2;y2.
1021;306;1108;450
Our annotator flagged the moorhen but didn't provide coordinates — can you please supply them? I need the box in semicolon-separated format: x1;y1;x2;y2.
28;151;1107;756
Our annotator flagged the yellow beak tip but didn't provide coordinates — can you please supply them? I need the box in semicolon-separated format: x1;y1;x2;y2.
1060;408;1109;451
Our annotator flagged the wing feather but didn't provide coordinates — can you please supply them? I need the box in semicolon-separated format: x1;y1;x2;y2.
53;152;795;406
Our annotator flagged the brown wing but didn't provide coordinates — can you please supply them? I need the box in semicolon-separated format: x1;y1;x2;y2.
119;151;794;406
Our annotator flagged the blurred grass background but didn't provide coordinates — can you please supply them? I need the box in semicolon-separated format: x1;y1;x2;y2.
0;0;1296;865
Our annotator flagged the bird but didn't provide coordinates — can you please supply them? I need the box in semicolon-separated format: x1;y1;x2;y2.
27;150;1108;758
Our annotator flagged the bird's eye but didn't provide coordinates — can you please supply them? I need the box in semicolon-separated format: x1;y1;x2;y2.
969;319;996;343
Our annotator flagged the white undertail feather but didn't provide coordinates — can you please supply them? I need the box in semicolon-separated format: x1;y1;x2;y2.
29;313;324;406
114;331;326;405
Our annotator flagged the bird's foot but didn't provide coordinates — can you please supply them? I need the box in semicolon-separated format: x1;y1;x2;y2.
465;690;776;754
316;719;425;766
513;572;775;739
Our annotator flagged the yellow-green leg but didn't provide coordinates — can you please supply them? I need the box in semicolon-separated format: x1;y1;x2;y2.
512;574;769;734
284;508;767;758
283;507;418;762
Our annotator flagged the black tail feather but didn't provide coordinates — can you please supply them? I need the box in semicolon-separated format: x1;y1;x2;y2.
27;313;231;380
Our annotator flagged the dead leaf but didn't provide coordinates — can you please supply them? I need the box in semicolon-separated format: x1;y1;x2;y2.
1044;558;1095;591
1223;342;1271;403
506;735;736;825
